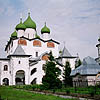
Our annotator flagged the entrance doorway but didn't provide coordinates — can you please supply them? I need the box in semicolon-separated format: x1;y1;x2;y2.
15;70;25;85
3;78;9;85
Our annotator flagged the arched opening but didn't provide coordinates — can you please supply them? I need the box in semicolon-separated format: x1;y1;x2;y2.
31;68;37;75
4;65;8;71
3;78;9;85
15;70;25;85
31;78;37;84
18;39;27;45
33;40;41;47
47;42;55;48
42;54;49;61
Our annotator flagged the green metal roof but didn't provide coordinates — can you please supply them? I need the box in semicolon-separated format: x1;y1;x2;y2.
11;31;17;37
41;23;50;34
15;19;26;30
23;13;36;29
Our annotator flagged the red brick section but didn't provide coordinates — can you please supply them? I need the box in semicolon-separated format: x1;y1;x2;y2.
18;39;27;45
47;42;55;48
33;40;41;47
42;55;49;61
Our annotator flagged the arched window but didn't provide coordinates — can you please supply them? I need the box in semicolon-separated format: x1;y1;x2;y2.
11;41;13;47
4;65;8;71
47;42;55;48
19;61;21;64
36;52;38;57
31;68;37;75
31;78;37;84
42;54;49;61
33;40;41;47
18;39;27;45
3;78;9;85
28;34;29;38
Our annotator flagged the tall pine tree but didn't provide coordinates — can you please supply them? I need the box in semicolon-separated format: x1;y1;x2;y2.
42;51;62;89
63;61;72;87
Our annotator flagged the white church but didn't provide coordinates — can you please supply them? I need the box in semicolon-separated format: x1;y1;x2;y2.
0;12;76;85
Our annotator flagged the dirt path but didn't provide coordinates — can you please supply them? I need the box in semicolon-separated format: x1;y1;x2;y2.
15;89;93;100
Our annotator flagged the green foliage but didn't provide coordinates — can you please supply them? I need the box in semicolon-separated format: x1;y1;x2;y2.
89;90;95;97
75;59;82;68
63;61;72;87
42;51;62;89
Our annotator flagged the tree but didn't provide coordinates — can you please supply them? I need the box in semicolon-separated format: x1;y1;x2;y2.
63;61;72;87
42;52;62;89
75;58;82;68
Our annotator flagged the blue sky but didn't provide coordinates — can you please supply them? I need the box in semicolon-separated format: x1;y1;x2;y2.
0;0;100;60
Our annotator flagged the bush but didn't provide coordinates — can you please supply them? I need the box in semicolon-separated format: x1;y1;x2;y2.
52;89;56;94
66;90;70;94
89;90;95;97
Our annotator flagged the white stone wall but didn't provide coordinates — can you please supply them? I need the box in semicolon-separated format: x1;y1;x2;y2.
86;76;96;86
17;30;24;37
2;26;77;85
42;33;50;40
29;60;46;84
20;39;59;58
24;28;36;39
0;60;11;85
10;56;30;85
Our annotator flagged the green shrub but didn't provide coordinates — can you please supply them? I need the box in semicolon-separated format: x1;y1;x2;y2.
89;90;95;97
52;89;56;94
66;90;70;94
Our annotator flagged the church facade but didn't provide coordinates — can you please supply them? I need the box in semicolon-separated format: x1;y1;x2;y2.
0;12;76;85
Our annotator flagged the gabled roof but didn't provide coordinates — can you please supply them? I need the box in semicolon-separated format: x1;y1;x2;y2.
13;45;26;55
29;51;63;67
59;46;76;58
70;56;100;76
29;51;49;66
8;45;31;57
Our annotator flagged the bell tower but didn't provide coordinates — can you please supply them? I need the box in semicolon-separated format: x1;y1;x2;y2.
96;37;100;65
96;37;100;57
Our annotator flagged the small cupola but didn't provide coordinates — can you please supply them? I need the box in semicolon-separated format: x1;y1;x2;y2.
23;12;36;30
11;31;17;38
15;18;26;31
41;22;50;34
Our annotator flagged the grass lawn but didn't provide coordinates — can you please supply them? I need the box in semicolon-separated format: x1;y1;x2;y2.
0;86;76;100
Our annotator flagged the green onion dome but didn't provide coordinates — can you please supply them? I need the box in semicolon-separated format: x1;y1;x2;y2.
11;31;17;37
23;13;36;30
16;19;26;31
41;22;50;34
